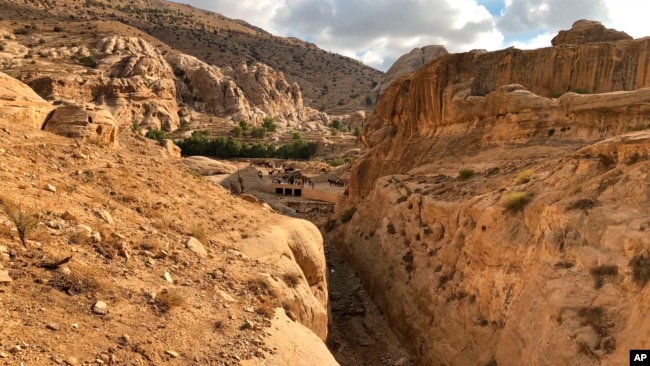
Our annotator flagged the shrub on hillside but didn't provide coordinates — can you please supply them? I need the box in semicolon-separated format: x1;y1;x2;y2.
250;127;267;139
145;129;169;141
262;117;277;132
340;207;357;224
76;55;97;68
515;169;535;184
502;191;533;211
0;196;39;247
457;168;475;181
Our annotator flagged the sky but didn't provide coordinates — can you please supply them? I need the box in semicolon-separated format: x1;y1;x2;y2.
177;0;650;71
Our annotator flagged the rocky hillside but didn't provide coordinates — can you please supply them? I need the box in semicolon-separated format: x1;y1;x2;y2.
0;72;339;364
0;0;383;114
336;20;650;365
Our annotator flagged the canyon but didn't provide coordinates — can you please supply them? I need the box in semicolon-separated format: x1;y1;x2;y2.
0;2;649;365
338;19;650;365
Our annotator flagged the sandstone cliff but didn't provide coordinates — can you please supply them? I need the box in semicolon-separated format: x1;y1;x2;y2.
376;45;449;96
339;131;649;365
338;22;650;365
353;32;650;200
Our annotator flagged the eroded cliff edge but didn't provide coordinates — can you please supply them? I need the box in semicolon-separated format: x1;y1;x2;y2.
338;21;650;365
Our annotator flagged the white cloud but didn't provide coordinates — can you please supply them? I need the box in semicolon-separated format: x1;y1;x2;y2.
179;0;649;71
604;0;650;39
507;31;554;50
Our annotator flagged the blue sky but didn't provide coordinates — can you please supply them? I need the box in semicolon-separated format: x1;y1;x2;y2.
177;0;650;71
478;0;505;16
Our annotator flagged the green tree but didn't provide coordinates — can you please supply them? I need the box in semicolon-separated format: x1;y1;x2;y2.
230;126;243;137
251;127;267;139
145;129;169;141
331;119;342;130
292;132;302;140
353;126;361;137
239;120;249;131
262;117;277;132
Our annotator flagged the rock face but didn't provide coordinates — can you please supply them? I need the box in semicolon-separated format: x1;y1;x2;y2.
168;54;317;126
376;45;448;95
97;36;180;132
237;218;329;340
353;35;650;200
339;22;650;366
43;104;118;147
242;309;339;366
339;132;650;365
18;35;320;134
552;19;633;46
0;72;54;130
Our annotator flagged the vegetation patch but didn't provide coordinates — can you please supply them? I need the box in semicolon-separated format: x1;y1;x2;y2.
49;266;102;296
502;191;534;211
154;289;185;313
340;207;357;224
0;196;39;247
176;131;318;160
457;168;475;181
515;169;535;184
597;153;616;168
145;129;169;141
589;265;618;289
567;198;596;211
578;306;611;337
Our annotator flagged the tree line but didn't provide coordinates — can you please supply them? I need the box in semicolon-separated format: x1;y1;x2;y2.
173;131;318;160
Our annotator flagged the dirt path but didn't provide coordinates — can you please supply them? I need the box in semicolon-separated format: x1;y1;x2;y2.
324;239;413;366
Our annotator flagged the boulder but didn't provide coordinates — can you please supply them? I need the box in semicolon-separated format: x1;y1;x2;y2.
161;139;181;158
43;104;118;147
182;156;237;175
0;72;55;130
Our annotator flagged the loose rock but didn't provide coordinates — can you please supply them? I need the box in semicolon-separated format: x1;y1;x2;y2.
185;237;207;258
93;301;108;315
0;270;12;284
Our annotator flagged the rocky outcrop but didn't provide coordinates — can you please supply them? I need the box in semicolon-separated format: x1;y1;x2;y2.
0;72;54;130
97;36;180;132
552;19;632;46
237;218;330;340
243;309;339;366
344;110;366;128
353;33;650;200
167;54;318;126
22;36;180;132
376;45;448;95
42;104;118;147
339;132;650;365
341;21;650;366
182;156;238;175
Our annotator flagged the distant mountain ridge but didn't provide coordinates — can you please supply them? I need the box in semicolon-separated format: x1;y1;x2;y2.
0;0;383;114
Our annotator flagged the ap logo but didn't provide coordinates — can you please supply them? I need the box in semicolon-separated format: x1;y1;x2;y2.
631;350;650;365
